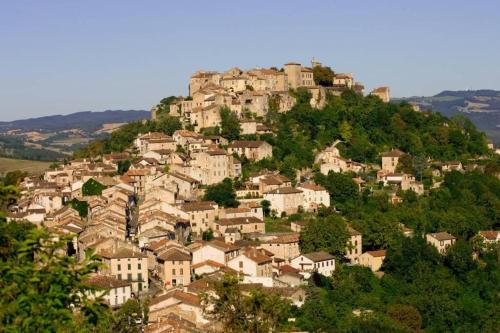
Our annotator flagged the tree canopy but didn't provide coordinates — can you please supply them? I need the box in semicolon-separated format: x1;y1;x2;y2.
0;217;114;332
202;274;291;333
299;215;350;258
219;106;241;141
203;178;239;208
82;178;106;196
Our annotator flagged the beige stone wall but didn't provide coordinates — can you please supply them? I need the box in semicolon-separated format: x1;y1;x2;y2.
346;234;362;263
161;259;191;288
382;156;399;173
260;242;300;262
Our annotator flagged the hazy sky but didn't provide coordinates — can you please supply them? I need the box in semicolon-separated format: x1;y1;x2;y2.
1;0;499;121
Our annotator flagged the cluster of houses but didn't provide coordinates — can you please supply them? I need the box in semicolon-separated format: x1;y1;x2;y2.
152;60;390;131
5;60;499;332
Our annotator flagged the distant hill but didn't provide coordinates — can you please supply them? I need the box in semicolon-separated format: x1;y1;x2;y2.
394;90;500;144
0;110;150;133
0;110;150;161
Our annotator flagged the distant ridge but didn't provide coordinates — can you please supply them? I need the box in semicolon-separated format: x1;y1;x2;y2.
394;90;500;143
0;110;151;161
0;110;150;133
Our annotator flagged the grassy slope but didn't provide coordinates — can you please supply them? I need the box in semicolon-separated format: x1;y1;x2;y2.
0;157;51;174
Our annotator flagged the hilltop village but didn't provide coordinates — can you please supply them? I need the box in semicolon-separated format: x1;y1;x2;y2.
5;60;500;332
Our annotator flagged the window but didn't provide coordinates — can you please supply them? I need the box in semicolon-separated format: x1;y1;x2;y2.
239;261;243;268
127;273;132;281
172;279;177;286
138;283;142;291
172;269;176;275
122;287;126;293
117;264;121;271
117;274;122;280
138;263;141;270
128;263;131;270
138;273;142;281
180;268;183;275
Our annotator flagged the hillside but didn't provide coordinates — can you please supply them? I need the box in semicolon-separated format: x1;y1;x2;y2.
0;110;150;133
394;90;500;143
0;110;150;160
0;157;51;175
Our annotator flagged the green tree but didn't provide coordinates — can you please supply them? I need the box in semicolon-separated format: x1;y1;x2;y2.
299;215;350;258
396;154;414;174
315;172;359;205
202;229;214;241
67;198;89;218
203;178;239;208
312;65;334;87
387;304;422;332
2;170;28;186
113;299;148;333
82;179;107;196
202;274;291;333
0;222;113;331
444;240;476;277
261;199;271;217
117;160;131;175
339;120;353;142
0;185;18;210
219;106;241;141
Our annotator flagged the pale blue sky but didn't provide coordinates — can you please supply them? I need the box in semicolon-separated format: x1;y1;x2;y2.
1;0;499;121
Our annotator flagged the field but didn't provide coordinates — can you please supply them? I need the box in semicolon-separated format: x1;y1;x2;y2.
0;157;52;174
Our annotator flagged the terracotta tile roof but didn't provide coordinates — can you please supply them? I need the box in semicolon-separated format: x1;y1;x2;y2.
303;251;335;262
428;232;456;241
264;233;300;244
365;250;387;258
280;264;300;274
192;260;225;269
204;239;240;253
381;149;404;158
260;174;290;185
298;183;326;191
229;140;268;149
99;247;147;259
168;171;199;184
479;230;499;240
180;201;216;212
157;248;191;261
215;217;263;226
84;275;131;289
264;187;303;195
150;290;201;307
242;247;272;264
